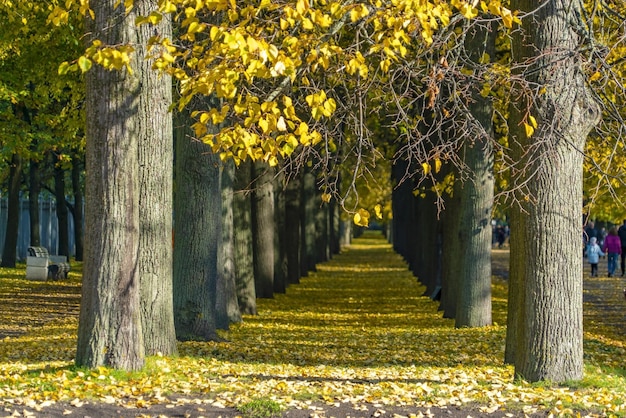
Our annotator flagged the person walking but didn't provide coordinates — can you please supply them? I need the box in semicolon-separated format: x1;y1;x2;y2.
586;237;604;277
618;219;626;276
602;226;622;277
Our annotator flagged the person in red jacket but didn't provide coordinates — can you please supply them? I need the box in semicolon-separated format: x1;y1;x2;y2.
602;226;622;277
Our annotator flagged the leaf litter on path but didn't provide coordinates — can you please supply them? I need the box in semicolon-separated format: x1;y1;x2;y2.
0;231;625;417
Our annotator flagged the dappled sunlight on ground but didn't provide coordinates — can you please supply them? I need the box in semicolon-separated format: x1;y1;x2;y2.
0;232;624;416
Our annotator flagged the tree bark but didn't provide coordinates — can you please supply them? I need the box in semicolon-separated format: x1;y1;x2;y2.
507;0;600;382
273;169;288;293
0;154;21;268
252;161;275;299
285;175;301;285
136;2;177;356
233;161;257;315
314;189;330;264
216;160;242;329
440;187;461;318
54;161;70;258
29;159;41;247
76;0;144;370
454;21;495;328
71;155;84;262
300;168;317;275
172;107;220;341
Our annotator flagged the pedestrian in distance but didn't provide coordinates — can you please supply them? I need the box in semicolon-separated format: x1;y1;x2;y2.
586;237;604;277
618;219;626;277
602;226;622;278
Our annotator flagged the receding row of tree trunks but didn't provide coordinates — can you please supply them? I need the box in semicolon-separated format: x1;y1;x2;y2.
390;2;599;383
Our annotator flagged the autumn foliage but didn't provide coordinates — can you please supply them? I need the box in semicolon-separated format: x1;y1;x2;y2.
0;232;624;416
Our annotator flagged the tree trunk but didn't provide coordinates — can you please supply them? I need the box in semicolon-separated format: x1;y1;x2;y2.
172;107;220;341
71;155;84;262
391;160;412;261
507;0;600;382
414;191;438;296
233;161;257;315
54;162;70;258
440;186;461;318
76;0;145;370
29;159;41;247
454;21;495;328
314;196;330;264
216;160;242;329
0;154;21;268
273;169;287;293
252;161;275;299
136;2;177;356
285;175;301;285
300;169;317;275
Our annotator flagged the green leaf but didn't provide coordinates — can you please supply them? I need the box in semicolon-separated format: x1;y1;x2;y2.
78;56;92;73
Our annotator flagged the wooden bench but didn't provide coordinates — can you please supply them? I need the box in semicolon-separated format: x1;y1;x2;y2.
26;246;71;281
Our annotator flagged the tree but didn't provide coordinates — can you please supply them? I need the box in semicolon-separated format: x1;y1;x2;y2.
233;161;257;315
252;161;275;299
216;160;242;329
453;20;495;328
0;154;21;268
136;1;177;356
70;154;84;261
76;0;177;369
505;0;601;382
76;0;145;369
172;106;221;341
53;156;70;258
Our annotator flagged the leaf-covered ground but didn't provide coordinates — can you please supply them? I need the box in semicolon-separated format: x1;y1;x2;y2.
0;231;625;417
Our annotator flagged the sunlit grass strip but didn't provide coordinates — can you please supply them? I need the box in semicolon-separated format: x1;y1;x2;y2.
0;232;624;416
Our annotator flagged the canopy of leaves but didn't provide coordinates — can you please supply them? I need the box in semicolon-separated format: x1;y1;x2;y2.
0;232;624;416
0;0;85;165
582;1;626;222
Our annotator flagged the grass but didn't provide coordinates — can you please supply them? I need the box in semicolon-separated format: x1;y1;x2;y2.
238;398;283;418
0;231;625;417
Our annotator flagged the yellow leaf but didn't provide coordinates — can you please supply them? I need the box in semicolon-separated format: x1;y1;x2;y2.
529;115;537;128
58;61;70;75
321;193;332;203
434;158;442;173
524;123;534;138
589;71;601;82
353;209;370;227
276;116;287;131
78;55;92;73
422;162;431;174
374;204;383;219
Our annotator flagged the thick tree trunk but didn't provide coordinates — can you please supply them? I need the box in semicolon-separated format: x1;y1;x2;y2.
440;186;461;318
285;175;301;285
391;160;412;261
0;154;21;268
414;192;438;296
252;161;275;298
233;161;257;315
329;198;340;256
54;163;70;258
454;21;495;328
300;169;317;275
216;160;242;329
76;0;145;370
507;0;600;382
173;108;220;341
29;159;41;247
314;191;330;264
71;156;84;261
273;169;287;293
136;3;177;356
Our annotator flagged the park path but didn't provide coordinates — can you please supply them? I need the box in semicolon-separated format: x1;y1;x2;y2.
1;230;625;418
